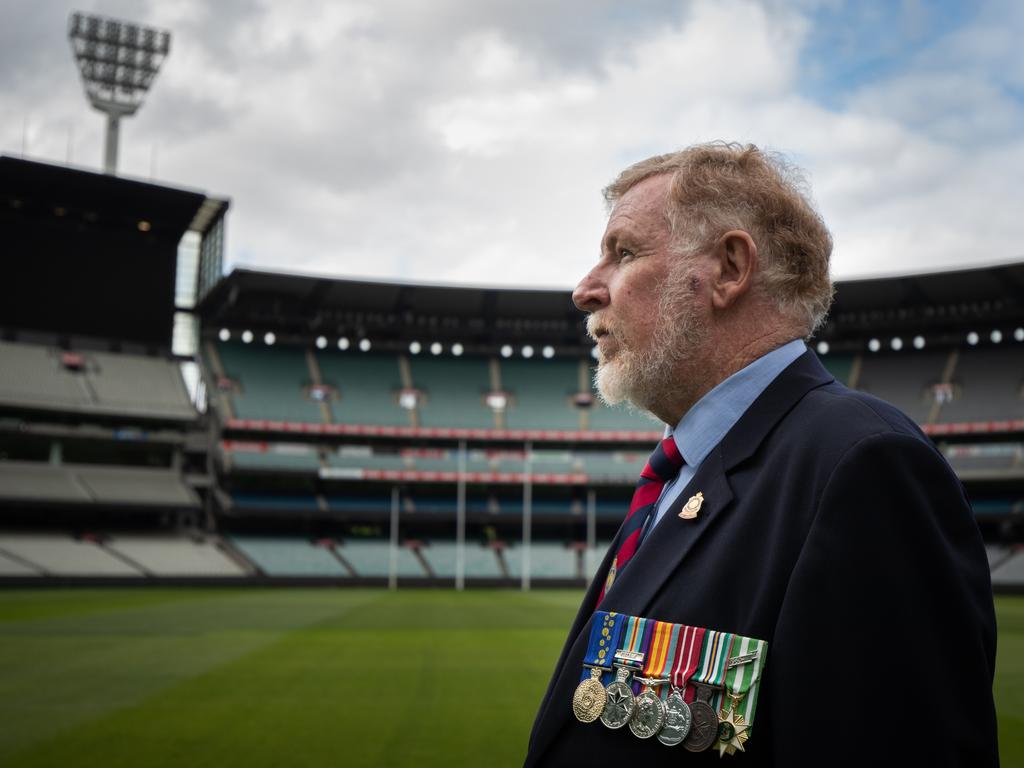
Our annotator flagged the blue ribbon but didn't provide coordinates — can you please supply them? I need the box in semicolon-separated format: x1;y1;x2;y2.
580;611;627;686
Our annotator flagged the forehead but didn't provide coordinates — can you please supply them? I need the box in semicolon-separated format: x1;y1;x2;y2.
603;173;672;241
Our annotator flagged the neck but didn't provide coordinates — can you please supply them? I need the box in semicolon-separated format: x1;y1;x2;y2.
649;323;801;426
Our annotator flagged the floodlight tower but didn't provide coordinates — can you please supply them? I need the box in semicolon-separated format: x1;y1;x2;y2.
68;11;171;175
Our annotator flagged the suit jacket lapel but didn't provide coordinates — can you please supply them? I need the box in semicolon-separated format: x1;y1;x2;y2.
601;446;733;616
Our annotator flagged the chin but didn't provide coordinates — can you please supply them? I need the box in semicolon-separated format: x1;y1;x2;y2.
596;359;653;413
594;357;626;402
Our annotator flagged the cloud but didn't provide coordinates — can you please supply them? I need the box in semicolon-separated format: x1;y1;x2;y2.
1;0;1022;290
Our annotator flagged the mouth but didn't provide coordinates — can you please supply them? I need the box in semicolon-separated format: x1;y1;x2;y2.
592;330;618;363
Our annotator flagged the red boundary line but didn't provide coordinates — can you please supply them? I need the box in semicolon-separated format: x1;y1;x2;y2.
225;417;1024;441
224;418;663;442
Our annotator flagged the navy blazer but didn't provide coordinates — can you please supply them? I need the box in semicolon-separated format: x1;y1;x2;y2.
525;350;998;767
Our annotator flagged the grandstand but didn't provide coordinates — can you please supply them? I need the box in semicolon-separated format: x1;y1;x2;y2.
1;156;1023;591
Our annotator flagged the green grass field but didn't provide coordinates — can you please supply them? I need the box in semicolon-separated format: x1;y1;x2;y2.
0;589;1020;767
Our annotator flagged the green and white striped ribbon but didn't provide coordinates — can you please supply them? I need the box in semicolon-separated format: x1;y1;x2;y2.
721;635;768;728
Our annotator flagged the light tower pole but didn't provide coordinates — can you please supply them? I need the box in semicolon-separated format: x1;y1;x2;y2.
68;12;171;175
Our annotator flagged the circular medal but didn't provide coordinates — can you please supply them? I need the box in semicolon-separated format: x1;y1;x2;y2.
599;680;636;729
628;689;666;739
572;677;607;723
682;699;719;752
657;690;692;746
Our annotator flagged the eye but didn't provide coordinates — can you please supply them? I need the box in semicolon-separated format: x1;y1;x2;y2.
618;248;636;263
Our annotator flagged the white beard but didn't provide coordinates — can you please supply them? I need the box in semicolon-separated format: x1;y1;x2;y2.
591;266;706;419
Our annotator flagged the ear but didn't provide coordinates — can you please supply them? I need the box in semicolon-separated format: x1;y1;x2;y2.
710;230;757;310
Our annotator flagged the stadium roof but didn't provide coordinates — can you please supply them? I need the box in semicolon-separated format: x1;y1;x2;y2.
197;267;586;348
1;156;221;350
821;261;1024;342
0;155;207;243
197;261;1024;351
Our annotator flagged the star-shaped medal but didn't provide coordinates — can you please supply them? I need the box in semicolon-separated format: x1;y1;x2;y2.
715;705;750;757
607;686;630;713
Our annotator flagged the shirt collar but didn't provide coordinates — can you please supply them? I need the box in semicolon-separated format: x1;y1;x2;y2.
668;339;807;467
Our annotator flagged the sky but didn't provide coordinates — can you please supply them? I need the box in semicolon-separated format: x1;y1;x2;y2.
3;0;1023;290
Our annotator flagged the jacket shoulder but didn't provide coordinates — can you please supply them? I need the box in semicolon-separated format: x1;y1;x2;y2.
797;379;933;445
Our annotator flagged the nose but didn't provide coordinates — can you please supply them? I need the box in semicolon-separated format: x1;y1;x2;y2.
572;266;609;313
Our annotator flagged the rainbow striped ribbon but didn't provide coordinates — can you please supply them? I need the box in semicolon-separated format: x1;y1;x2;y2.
639;620;679;698
618;615;652;669
689;629;734;702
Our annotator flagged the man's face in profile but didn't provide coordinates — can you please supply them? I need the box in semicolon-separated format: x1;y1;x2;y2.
577;174;708;415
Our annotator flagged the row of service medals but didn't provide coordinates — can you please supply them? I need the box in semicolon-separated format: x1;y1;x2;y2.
572;612;767;757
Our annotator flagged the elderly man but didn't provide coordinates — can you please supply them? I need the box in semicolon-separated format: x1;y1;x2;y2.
524;143;997;766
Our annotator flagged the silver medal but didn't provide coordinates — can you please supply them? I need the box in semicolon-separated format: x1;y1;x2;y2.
599;667;636;729
657;689;692;746
629;687;667;739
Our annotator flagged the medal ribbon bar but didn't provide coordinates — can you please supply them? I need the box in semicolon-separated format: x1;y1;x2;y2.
669;624;706;702
580;611;625;686
722;635;768;729
616;615;651;671
640;620;677;697
691;629;733;698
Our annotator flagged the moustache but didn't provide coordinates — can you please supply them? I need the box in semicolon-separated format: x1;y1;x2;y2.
585;314;613;341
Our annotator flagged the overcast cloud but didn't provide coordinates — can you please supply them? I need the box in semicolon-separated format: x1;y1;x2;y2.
2;0;1022;288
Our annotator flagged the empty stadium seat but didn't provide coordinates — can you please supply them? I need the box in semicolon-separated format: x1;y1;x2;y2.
107;535;245;576
0;534;141;576
990;550;1024;588
217;341;323;423
986;544;1011;569
0;461;198;506
0;549;41;575
939;348;1024;423
410;356;494;428
943;445;1021;478
89;351;197;419
338;540;424;577
0;342;91;410
504;541;577;578
501;358;581;430
326;450;408;471
317;352;409;427
76;465;199;506
231;537;349;576
225;447;321;472
0;341;195;420
856;351;949;424
581;452;646;480
418;541;504;578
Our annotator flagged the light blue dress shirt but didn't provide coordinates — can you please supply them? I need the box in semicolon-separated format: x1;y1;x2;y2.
646;338;808;533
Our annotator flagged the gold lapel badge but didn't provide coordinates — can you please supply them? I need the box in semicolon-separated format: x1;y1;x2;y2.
679;491;704;520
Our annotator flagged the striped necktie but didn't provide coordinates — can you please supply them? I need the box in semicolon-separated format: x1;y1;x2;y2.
597;436;685;606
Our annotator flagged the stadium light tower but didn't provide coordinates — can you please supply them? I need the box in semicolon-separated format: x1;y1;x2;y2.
68;11;171;175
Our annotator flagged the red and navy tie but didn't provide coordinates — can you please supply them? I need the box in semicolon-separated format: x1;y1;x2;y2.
597;436;685;606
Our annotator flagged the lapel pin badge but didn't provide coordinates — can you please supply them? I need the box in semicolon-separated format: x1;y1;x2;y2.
679;491;704;520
